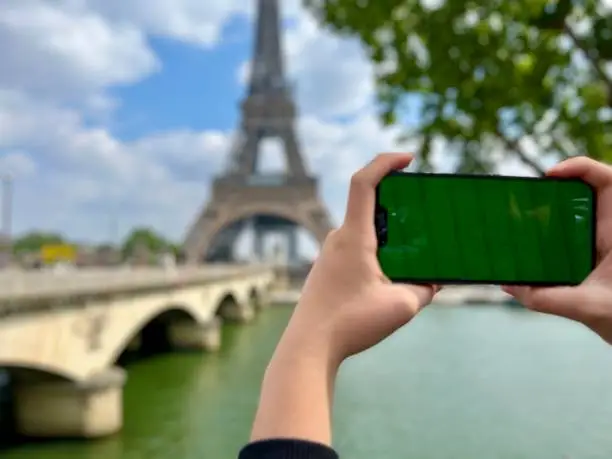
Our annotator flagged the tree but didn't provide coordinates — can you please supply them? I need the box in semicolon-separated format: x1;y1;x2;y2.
12;232;65;255
121;227;176;260
304;0;612;173
167;243;183;259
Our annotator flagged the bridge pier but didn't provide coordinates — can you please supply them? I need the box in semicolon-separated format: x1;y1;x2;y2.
252;292;268;311
13;367;126;439
272;265;290;291
222;302;255;323
168;317;221;352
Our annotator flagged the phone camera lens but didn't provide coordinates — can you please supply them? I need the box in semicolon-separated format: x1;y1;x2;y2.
375;209;387;226
378;230;387;247
375;208;388;247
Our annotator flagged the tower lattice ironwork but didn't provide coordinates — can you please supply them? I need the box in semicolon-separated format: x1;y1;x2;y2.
183;0;333;264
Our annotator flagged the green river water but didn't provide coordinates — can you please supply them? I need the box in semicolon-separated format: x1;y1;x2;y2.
4;304;612;459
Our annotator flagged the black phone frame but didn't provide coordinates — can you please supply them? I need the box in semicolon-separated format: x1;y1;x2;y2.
374;171;597;286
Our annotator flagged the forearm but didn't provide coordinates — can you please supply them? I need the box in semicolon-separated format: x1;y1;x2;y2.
250;323;339;446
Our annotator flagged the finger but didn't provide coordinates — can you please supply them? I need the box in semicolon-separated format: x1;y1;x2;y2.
547;156;612;191
501;285;528;298
593;253;612;277
501;285;531;306
345;153;414;229
503;285;591;323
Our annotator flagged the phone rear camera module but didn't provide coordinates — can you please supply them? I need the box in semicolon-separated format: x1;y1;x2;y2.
375;208;388;247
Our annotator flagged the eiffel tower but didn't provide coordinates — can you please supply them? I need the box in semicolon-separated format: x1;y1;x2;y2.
183;0;333;265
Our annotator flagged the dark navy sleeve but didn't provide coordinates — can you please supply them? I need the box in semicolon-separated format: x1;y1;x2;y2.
238;439;339;459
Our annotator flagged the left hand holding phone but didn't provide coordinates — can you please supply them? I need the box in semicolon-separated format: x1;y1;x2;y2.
284;152;440;368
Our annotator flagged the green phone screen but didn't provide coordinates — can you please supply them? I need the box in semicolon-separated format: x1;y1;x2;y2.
375;173;595;285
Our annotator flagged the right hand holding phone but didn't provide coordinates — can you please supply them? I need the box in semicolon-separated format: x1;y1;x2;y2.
503;157;612;345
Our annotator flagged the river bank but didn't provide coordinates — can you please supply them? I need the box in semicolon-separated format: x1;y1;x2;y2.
270;285;518;307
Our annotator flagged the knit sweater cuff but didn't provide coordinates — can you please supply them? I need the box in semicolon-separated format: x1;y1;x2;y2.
239;439;339;459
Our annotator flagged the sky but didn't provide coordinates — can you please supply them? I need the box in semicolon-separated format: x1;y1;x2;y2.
0;0;539;252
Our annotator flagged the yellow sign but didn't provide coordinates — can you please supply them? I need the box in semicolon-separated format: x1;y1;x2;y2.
41;244;76;263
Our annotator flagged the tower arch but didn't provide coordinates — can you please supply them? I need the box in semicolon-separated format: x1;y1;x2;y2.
182;0;333;265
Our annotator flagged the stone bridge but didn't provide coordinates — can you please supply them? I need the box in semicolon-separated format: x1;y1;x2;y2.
0;265;277;439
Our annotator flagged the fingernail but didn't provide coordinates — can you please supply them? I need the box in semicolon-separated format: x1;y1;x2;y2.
547;163;565;174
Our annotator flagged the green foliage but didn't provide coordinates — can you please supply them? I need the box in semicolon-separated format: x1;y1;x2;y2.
167;243;183;259
304;0;612;173
121;227;177;260
11;228;180;261
12;232;64;255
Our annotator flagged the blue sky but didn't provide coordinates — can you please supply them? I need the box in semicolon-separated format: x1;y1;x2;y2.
111;32;248;139
0;0;535;257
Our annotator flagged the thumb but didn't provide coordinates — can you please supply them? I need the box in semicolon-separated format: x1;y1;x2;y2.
502;285;598;323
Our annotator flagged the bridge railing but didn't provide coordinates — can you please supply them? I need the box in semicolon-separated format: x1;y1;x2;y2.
0;264;275;305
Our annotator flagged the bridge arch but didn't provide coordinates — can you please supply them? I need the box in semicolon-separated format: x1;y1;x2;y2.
215;293;239;318
109;306;201;365
0;296;210;382
0;364;75;384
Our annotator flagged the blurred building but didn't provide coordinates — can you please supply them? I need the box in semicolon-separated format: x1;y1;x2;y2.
75;245;122;267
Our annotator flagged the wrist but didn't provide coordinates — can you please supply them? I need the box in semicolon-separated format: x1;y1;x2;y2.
272;325;342;375
271;307;343;375
265;344;340;394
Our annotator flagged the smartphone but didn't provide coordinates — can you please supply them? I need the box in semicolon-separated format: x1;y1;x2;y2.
375;172;596;286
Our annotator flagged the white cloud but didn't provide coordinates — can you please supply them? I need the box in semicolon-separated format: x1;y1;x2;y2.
0;89;231;241
0;1;159;104
86;0;251;47
237;61;251;86
285;13;374;117
300;114;404;180
0;151;37;179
